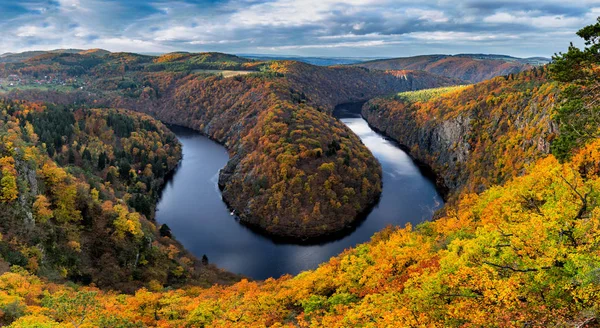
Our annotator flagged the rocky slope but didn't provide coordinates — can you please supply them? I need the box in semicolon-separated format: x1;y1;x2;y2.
362;67;559;200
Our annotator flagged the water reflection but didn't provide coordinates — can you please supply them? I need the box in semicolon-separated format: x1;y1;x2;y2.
343;117;420;178
155;105;443;279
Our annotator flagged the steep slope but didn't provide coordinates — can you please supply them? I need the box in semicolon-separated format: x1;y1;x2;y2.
363;67;558;199
106;64;456;239
354;54;548;82
0;100;238;292
279;62;462;110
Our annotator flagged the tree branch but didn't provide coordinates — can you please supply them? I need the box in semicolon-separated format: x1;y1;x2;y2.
483;261;551;273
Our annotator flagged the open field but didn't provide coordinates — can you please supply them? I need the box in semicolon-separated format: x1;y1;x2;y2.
0;83;80;94
191;69;255;77
394;85;470;102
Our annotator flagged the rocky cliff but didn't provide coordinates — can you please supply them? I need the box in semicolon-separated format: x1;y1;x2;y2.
362;68;559;200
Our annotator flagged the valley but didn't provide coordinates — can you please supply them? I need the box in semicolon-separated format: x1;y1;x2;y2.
0;54;457;240
0;14;598;326
155;104;442;279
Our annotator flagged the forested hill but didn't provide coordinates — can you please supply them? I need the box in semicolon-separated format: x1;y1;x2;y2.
354;54;549;82
363;66;558;201
0;51;258;77
278;61;462;110
0;49;90;64
0;100;239;293
0;53;456;240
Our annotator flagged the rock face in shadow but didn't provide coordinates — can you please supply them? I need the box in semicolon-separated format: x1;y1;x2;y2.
362;69;559;201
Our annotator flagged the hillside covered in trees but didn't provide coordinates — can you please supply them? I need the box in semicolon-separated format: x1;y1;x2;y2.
0;49;100;64
354;54;548;83
0;100;238;294
363;66;558;201
1;53;456;239
0;51;259;78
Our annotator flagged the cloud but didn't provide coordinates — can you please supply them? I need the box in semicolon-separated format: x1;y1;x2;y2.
405;9;449;23
256;39;407;50
406;31;519;42
484;11;588;28
0;0;599;57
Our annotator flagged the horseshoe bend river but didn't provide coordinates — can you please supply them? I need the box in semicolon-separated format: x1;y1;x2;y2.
155;103;443;279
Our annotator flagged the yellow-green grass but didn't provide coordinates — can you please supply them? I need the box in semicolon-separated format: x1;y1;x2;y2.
0;83;79;94
395;85;470;103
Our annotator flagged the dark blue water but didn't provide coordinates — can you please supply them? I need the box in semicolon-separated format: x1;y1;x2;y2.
155;104;443;279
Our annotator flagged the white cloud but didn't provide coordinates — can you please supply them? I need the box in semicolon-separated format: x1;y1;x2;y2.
406;31;519;42
484;11;585;28
405;8;448;23
88;37;167;52
228;0;385;27
16;25;54;38
353;22;366;31
318;33;389;40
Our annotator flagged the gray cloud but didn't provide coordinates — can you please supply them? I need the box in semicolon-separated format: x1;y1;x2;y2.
0;0;599;57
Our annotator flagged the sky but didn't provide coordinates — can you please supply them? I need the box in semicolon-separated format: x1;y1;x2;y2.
0;0;599;58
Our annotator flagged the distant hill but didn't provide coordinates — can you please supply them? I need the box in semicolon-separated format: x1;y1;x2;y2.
449;54;550;65
0;51;260;77
354;54;550;82
155;52;253;65
0;49;89;63
77;48;111;56
238;54;386;66
4;50;350;67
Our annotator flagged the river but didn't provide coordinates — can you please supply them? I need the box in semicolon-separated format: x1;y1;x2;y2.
155;103;443;279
